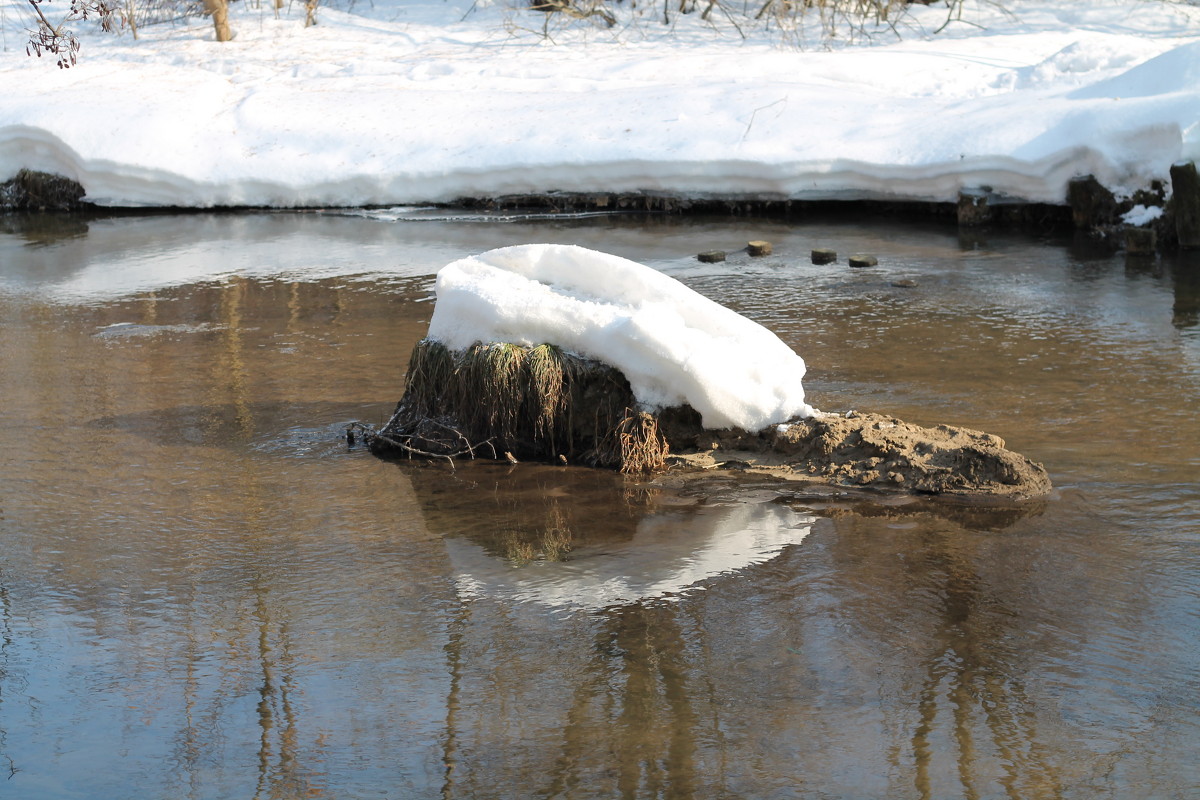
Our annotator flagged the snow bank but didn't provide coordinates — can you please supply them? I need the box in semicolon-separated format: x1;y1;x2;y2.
2;0;1200;207
426;244;816;431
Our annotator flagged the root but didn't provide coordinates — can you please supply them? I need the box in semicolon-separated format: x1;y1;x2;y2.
615;409;669;475
347;419;496;471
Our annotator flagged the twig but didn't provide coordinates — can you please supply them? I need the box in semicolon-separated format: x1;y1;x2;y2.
346;420;498;470
741;96;787;142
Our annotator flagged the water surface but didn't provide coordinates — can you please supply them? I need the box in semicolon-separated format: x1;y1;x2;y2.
1;210;1198;799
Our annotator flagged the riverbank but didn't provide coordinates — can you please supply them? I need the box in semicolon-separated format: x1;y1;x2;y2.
6;165;1196;256
3;0;1199;211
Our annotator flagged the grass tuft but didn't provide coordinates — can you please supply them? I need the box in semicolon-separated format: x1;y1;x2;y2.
379;339;674;473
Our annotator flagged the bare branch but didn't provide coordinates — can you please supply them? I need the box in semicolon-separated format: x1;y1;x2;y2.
24;0;126;68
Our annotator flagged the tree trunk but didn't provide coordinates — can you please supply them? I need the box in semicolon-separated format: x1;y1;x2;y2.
202;0;233;42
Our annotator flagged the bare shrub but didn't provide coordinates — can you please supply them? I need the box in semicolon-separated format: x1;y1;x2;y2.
24;0;126;68
516;0;1012;46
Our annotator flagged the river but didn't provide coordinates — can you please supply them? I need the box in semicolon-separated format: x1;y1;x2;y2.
1;209;1197;799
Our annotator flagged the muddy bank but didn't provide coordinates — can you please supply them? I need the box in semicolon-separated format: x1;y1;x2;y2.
370;404;1052;499
663;411;1052;499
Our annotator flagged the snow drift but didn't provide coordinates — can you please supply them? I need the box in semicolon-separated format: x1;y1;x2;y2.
426;244;816;431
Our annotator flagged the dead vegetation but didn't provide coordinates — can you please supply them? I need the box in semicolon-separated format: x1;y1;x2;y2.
361;339;670;475
513;0;1008;44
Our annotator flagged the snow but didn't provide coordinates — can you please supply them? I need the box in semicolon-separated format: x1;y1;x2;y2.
2;0;1200;208
1122;203;1165;225
428;243;815;430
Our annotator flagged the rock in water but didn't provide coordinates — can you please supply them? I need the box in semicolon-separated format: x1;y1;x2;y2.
0;170;86;211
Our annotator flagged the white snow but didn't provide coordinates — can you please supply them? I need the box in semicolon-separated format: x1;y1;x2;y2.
1122;203;1165;225
428;243;815;430
2;0;1200;207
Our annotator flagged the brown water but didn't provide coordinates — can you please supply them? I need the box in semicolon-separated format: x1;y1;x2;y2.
1;211;1198;799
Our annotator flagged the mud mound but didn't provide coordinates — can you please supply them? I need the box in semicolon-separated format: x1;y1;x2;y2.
669;412;1051;498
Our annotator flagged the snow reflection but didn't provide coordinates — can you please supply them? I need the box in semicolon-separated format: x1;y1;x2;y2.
445;499;815;612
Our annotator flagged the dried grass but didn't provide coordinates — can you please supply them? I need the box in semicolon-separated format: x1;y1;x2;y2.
615;409;670;475
374;339;674;473
501;503;574;565
455;342;528;443
403;338;454;417
525;343;571;449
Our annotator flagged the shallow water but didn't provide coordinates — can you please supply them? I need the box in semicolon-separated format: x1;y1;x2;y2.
1;210;1198;799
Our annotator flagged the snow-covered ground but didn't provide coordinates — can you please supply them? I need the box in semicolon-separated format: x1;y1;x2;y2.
1;0;1198;208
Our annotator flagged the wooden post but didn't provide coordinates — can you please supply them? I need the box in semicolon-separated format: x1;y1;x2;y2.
1067;175;1115;230
1170;161;1200;249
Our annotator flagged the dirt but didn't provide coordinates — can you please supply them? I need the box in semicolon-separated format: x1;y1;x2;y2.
664;411;1052;498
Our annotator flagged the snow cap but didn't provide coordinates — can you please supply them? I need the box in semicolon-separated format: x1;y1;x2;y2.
427;244;816;431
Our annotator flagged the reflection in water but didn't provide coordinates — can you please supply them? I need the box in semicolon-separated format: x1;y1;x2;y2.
410;464;815;611
906;527;1062;800
561;604;699;800
1;213;1199;798
0;580;13;782
0;212;90;246
1171;252;1200;330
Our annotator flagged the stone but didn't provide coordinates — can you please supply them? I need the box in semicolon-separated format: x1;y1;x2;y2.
0;169;86;211
747;240;772;256
957;188;992;227
848;254;878;268
811;248;837;265
1067;174;1116;230
890;279;918;288
697;250;726;263
1124;226;1157;255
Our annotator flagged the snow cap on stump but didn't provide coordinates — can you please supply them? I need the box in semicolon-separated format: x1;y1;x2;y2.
427;244;816;431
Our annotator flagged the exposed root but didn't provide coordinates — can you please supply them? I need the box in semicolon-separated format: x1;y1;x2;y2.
347;419;496;471
615;409;669;476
